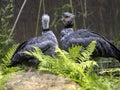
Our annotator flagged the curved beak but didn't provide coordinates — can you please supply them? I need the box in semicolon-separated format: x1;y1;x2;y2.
60;17;66;24
61;18;64;21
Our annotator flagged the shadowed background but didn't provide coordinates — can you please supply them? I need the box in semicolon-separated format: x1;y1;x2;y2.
11;0;120;44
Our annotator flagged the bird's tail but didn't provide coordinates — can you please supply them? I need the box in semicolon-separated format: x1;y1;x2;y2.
7;61;17;67
111;43;120;62
7;54;21;67
7;64;13;67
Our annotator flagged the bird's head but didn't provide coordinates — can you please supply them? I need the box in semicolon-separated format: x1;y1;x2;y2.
42;14;50;30
61;12;75;26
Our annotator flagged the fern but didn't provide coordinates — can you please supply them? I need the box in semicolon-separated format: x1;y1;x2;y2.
99;68;120;76
68;45;83;60
81;41;96;60
0;44;21;90
24;46;43;61
1;44;20;74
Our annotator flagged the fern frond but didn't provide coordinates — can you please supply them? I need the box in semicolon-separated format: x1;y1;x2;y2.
23;46;43;61
68;45;83;60
1;44;20;74
78;41;96;62
1;44;19;66
99;68;120;76
79;61;98;69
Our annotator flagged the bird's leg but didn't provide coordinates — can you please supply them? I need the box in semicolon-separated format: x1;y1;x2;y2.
27;67;33;72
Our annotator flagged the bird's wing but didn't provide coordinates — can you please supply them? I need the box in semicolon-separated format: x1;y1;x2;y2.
77;29;110;42
69;31;120;57
33;40;54;52
27;37;41;44
85;30;119;50
11;41;28;59
66;35;94;48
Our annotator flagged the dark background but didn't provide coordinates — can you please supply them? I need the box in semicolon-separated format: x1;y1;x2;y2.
12;0;120;44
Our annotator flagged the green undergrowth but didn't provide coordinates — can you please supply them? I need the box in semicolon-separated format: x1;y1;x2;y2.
0;44;21;90
0;41;120;90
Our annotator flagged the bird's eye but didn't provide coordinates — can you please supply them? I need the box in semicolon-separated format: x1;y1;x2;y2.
65;16;69;18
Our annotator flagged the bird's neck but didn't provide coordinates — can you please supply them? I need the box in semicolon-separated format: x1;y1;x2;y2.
42;28;50;32
62;23;74;36
64;23;73;28
61;28;74;38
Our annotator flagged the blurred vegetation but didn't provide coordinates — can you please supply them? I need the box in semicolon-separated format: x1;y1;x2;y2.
0;44;21;90
0;0;15;60
0;1;17;89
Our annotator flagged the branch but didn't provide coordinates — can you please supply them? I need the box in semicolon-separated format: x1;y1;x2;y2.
35;0;43;36
9;0;27;37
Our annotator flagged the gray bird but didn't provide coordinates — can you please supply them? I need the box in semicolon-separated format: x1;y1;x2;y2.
8;14;58;71
60;12;120;62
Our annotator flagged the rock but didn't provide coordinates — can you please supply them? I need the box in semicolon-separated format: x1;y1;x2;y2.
4;71;80;90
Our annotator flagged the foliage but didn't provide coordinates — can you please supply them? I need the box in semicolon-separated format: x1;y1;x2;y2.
113;40;120;49
0;0;14;59
0;1;25;89
0;72;15;90
0;44;21;90
99;68;120;76
0;44;20;75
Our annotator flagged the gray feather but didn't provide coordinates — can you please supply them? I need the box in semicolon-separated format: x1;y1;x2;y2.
60;12;120;62
8;14;58;68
